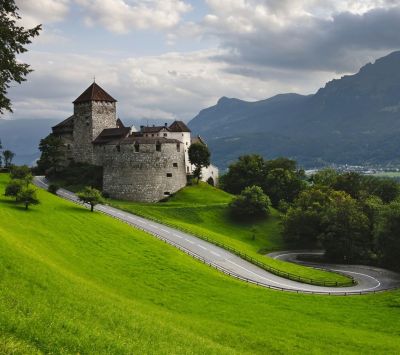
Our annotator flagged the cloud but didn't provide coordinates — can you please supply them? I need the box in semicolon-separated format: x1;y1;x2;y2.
197;0;400;73
75;0;192;33
16;0;70;27
5;49;335;121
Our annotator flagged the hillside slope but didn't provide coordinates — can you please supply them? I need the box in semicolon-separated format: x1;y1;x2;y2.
189;51;400;168
109;182;350;284
1;174;400;353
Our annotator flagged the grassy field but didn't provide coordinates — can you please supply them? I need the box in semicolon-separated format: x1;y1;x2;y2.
1;174;400;353
109;182;350;285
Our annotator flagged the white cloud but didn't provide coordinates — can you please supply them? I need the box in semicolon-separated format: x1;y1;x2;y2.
16;0;70;27
75;0;192;33
6;49;337;121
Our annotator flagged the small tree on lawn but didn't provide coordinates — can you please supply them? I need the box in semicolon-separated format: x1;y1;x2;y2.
5;179;23;200
16;186;39;210
10;165;30;179
77;186;104;212
229;185;271;220
188;143;210;183
3;150;15;168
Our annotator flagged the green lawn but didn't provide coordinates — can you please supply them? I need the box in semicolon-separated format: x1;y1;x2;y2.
109;182;350;285
1;173;400;353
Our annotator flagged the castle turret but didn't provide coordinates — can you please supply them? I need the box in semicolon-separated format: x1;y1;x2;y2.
72;82;117;164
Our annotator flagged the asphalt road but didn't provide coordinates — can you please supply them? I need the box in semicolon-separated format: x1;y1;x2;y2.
34;176;400;295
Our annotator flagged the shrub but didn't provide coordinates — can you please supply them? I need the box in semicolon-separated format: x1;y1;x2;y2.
229;185;271;220
5;179;23;199
48;184;60;194
10;165;31;179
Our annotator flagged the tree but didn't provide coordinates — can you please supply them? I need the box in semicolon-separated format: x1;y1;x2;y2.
77;187;104;212
362;176;400;204
264;168;306;207
311;168;338;187
320;192;370;263
0;1;41;113
188;143;210;183
4;179;23;199
220;155;267;194
10;165;30;179
229;185;271;220
282;187;336;247
16;186;39;210
332;172;364;199
37;134;64;173
375;201;400;270
2;150;15;168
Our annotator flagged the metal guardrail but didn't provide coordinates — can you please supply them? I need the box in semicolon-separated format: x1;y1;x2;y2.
36;177;399;295
113;207;356;288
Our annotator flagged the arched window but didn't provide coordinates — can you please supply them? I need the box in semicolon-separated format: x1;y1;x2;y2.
134;143;140;152
156;142;161;152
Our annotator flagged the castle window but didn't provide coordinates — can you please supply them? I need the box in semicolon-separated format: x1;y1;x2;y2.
116;145;121;152
173;163;178;168
164;192;170;196
164;133;167;137
176;143;180;152
67;144;71;150
156;142;161;152
134;143;140;152
167;173;172;177
151;134;154;137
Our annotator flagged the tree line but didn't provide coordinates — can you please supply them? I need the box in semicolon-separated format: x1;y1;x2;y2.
221;155;400;270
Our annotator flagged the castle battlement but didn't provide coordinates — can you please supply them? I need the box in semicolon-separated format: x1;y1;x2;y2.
52;82;219;202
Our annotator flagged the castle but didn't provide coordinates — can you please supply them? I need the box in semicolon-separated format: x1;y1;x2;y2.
52;82;219;202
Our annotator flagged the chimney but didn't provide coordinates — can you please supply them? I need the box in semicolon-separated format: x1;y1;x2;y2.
164;122;168;127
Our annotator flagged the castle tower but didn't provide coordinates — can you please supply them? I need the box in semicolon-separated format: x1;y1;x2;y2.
72;82;117;164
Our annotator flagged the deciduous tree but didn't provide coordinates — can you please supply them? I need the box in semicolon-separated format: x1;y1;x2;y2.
0;1;41;113
188;143;210;183
77;187;104;212
229;185;271;220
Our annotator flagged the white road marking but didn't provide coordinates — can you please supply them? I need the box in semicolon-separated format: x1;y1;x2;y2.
33;176;387;295
210;251;221;257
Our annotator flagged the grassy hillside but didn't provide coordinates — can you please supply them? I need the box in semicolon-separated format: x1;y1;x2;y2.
1;174;400;353
109;183;350;284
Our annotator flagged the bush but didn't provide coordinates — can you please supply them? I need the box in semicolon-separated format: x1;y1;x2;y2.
48;184;60;194
10;165;31;179
5;179;23;199
229;185;271;220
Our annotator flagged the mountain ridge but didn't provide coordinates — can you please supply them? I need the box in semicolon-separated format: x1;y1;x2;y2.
188;50;400;169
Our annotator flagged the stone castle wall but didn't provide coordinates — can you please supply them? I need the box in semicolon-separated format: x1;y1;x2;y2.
73;101;116;164
99;142;187;202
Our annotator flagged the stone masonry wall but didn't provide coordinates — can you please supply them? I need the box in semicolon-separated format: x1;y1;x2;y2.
73;101;116;164
101;142;187;202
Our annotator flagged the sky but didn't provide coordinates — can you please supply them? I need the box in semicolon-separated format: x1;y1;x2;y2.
5;0;400;122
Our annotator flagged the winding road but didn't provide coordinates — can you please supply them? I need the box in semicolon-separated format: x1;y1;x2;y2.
34;176;400;295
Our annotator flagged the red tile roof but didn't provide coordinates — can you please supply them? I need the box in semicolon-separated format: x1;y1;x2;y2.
73;82;117;104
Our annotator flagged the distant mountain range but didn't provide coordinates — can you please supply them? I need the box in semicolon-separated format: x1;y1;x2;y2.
2;51;400;169
188;51;400;169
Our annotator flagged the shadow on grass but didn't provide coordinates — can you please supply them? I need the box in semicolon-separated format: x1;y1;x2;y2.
62;204;90;213
0;198;40;213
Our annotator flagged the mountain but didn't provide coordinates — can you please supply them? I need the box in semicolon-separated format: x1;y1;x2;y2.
189;51;400;169
0;119;55;166
0;118;175;166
